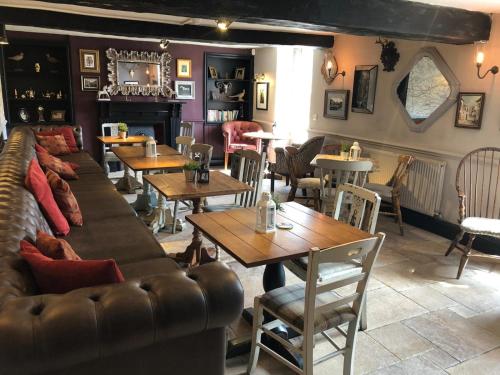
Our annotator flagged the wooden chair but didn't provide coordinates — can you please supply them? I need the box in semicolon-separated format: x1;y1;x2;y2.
179;122;193;137
176;136;195;157
316;158;373;215
101;123;120;175
248;233;386;375
171;144;214;234
445;147;500;279
365;155;415;235
285;183;381;330
286;149;322;212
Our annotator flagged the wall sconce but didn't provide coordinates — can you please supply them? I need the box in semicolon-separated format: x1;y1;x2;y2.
321;49;345;84
475;41;498;79
216;19;232;31
254;73;266;81
0;24;8;45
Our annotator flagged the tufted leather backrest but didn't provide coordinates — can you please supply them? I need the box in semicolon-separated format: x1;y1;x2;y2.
29;124;84;150
0;127;53;305
222;121;262;144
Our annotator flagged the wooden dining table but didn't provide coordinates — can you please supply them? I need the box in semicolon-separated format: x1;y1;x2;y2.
97;135;150;193
112;144;192;232
144;170;253;264
185;201;372;363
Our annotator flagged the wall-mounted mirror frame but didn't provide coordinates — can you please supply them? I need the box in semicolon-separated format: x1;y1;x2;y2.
393;47;460;133
106;48;174;97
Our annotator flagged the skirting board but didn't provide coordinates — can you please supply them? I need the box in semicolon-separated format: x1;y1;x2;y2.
401;207;500;256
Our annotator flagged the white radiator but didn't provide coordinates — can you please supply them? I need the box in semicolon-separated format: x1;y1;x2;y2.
367;149;446;217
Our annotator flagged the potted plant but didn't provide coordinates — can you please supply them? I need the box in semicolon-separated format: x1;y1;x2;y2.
340;143;350;160
183;161;199;182
118;122;128;139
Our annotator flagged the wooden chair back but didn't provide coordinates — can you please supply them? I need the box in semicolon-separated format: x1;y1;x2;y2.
332;184;381;234
236;150;266;208
303;234;385;342
176;136;195;157
179;122;193;137
101;123;119;152
456;147;500;221
387;155;415;193
190;143;213;167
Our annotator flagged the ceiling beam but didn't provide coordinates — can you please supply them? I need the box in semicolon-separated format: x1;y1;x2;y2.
0;6;334;48
14;0;492;44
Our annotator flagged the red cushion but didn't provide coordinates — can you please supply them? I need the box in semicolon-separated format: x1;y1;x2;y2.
46;170;83;226
25;158;70;236
35;143;48;153
36;134;70;156
36;230;81;260
37;151;79;180
20;240;124;294
37;128;79;153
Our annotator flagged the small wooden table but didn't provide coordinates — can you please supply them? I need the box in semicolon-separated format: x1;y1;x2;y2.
145;171;252;264
186;201;372;362
97;135;150;193
310;153;373;167
113;145;192;232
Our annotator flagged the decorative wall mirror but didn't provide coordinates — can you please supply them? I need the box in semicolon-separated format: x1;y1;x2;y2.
106;48;173;97
393;47;459;132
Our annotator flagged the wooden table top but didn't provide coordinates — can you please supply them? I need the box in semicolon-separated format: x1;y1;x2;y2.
310;154;373;167
186;201;373;267
144;171;252;201
243;131;287;141
112;144;190;171
97;135;150;145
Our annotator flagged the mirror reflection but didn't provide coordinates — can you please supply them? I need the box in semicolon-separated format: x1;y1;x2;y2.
117;62;161;86
397;56;451;124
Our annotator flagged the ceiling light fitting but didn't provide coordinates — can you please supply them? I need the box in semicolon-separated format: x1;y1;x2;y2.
216;19;232;32
475;41;498;79
159;39;170;49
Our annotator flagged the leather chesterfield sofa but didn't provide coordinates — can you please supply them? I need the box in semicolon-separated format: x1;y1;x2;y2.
0;126;243;375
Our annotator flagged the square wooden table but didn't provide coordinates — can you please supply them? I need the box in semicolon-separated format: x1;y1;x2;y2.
97;135;150;193
185;201;372;362
144;171;252;264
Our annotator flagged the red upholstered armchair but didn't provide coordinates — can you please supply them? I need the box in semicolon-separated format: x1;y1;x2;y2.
222;121;263;169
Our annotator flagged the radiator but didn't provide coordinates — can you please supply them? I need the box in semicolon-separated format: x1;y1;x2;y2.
367;149;446;217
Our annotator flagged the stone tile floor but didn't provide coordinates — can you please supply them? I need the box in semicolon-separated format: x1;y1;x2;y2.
112;170;500;374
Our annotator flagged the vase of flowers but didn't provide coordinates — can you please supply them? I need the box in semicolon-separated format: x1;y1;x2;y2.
183;161;199;183
118;122;128;139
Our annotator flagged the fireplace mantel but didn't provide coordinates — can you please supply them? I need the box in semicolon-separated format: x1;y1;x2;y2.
98;99;185;146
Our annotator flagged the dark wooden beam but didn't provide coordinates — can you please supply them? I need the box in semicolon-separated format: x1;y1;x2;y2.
0;7;333;48
17;0;492;44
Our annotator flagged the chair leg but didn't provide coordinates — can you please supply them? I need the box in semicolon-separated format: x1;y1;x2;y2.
445;230;464;256
302;188;307;197
171;200;179;234
271;171;275;193
359;298;367;331
457;234;475;279
393;195;404;236
287;186;297;202
247;298;263;374
343;320;358;375
313;189;320;212
224;153;229;170
286;176;290;186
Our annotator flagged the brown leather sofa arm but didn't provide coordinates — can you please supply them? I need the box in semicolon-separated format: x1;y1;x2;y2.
0;262;243;375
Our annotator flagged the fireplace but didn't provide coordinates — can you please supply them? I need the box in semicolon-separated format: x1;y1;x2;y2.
98;99;185;146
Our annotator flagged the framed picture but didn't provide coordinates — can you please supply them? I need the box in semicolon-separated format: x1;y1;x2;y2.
208;66;218;79
79;49;100;73
177;59;192;78
324;90;350;120
50;110;66;122
81;76;100;91
175;81;195;100
256;82;269;111
455;92;485;129
235;67;245;80
352;65;378;114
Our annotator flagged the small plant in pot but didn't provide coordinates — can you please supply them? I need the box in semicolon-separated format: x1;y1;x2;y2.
118;122;128;139
183;161;199;183
340;143;350;160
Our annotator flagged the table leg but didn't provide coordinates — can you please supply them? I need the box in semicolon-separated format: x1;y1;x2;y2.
270;171;275;193
172;198;205;265
115;164;142;193
131;171;157;213
147;193;170;234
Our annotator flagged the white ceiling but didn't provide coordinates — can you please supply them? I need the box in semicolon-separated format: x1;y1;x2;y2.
410;0;500;13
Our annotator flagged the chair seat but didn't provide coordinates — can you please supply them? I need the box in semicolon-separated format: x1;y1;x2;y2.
297;177;322;189
227;144;258;153
292;257;361;282
203;204;242;212
461;217;500;237
364;183;393;200
260;283;356;332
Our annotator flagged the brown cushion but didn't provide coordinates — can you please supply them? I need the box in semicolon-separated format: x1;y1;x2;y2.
46;169;83;226
36;230;81;260
37;151;79;180
36;134;70;156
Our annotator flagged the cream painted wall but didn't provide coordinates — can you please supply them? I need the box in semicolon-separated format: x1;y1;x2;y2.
309;15;500;224
252;47;277;132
